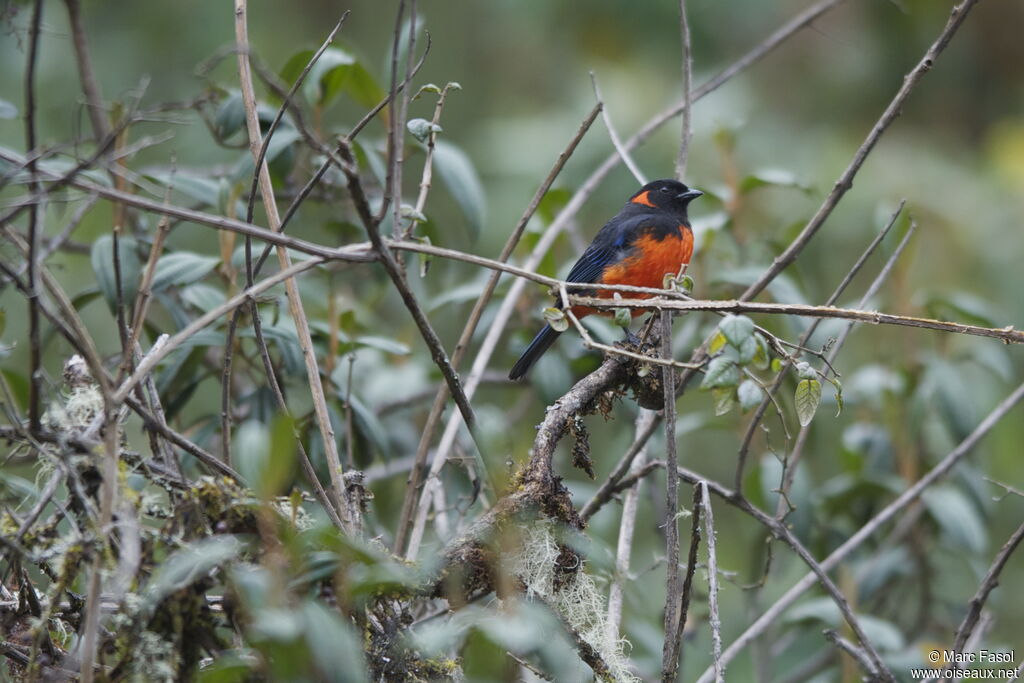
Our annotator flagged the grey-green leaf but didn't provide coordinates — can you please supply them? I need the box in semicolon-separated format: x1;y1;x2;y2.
144;536;242;611
152;252;220;292
0;99;17;119
544;307;568;332
701;356;740;390
407;117;441;143
91;234;141;311
795;378;822;426
720;314;754;347
433;140;485;240
712;387;735;416
737;379;763;412
301;601;369;683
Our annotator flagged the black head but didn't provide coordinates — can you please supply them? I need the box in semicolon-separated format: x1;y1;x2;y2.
628;179;703;219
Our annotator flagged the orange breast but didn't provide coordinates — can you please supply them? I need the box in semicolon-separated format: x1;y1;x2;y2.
571;228;693;319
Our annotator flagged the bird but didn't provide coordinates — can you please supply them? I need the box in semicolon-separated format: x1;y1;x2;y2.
508;178;703;381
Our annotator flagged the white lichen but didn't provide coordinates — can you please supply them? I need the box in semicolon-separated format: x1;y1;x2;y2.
507;521;639;683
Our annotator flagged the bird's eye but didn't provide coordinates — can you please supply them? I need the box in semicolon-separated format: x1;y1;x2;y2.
660;186;670;194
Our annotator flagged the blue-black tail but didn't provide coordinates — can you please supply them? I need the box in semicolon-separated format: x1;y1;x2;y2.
508;324;561;380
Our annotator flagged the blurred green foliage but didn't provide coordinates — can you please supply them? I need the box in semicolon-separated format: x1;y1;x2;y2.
1;0;1023;681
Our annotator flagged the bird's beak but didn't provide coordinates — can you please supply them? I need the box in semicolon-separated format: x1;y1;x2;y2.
677;188;704;202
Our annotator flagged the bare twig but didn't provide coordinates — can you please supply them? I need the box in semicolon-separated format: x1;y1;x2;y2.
951;520;1024;654
661;311;684;683
235;0;353;529
701;482;724;683
694;380;1024;683
674;0;693;181
775;219;918;512
63;0;111;142
737;200;906;493
675;472;895;681
824;629;878;678
420;0;855;529
675;483;703;672
24;0;43;435
608;409;657;633
399;104;603;557
740;0;979;301
591;73;646;184
334;138;492;510
566;296;1024;345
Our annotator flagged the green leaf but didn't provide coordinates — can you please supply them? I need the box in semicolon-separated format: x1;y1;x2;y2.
181;283;226;313
543;307;568;332
264;414;297;499
215;91;247;140
795;378;822;426
924;291;1000;328
712;386;735;416
795;361;817;380
306;48;384;109
278;48;316;89
144;536;243;610
678;274;694;294
152;252;220;292
91;234;141;311
770;358;783;373
536;187;571;226
407;117;442;143
433;140;485;240
737;335;758;365
306;47;355;105
719;314;754;347
235;418;301;499
708;330;727;354
300;601;369;683
145;170;223;208
613;307;631;328
0;99;17;119
197;651;256;683
739;168;812;194
701;356;740;390
352;335;410;355
922;486;987;553
737;379;763;412
751;334;770;370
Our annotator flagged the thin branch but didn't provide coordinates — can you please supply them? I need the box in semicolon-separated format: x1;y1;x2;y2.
235;0;353;530
951;520;1024;654
661;311;684;683
114;257;324;404
244;12;348;225
701;482;724;683
740;0;979;301
608;409;657;633
0;151;376;263
676;473;895;681
775;219;918;512
63;0;111;142
674;0;694;181
675;483;703;673
693;380;1024;683
335;139;492;501
591;73;646;185
24;0;44;435
736;200;907;493
823;629;878;678
418;0;855;529
398;103;603;557
566;295;1024;345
